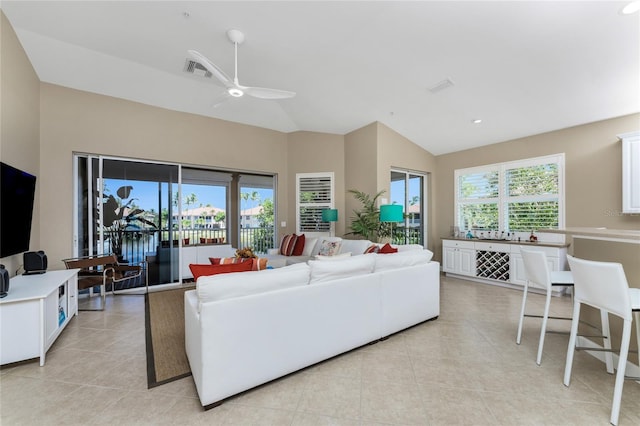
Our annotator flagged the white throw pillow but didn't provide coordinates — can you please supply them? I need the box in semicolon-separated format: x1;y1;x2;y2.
311;237;342;256
302;237;318;257
315;252;352;261
197;263;310;311
339;239;373;255
373;249;433;272
317;239;342;256
308;255;375;284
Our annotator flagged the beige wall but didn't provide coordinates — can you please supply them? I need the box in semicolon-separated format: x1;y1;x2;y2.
0;11;41;275
376;122;437;249
344;122;378;237
39;84;289;269
286;131;346;236
434;113;640;261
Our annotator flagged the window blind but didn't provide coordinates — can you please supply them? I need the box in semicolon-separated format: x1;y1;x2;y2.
455;155;564;232
296;173;333;233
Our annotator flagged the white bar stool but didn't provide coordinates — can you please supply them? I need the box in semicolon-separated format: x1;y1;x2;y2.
516;248;575;365
564;255;640;426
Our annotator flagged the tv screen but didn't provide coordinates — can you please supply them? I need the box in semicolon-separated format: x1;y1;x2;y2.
1;162;37;258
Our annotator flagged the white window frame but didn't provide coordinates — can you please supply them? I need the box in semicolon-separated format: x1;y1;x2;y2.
454;154;565;232
296;172;334;237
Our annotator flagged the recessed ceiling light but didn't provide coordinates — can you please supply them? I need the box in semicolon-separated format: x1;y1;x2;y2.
621;1;640;14
472;119;482;124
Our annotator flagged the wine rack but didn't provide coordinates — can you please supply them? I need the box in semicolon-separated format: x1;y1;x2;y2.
476;250;510;281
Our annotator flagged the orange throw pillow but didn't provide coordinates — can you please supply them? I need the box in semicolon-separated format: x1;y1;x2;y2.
189;259;254;280
378;243;398;254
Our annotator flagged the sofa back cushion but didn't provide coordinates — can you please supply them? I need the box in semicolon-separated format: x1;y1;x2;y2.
190;259;254;280
197;263;310;310
308;254;375;284
373;249;434;272
339;239;373;255
397;244;424;252
302;237;318;256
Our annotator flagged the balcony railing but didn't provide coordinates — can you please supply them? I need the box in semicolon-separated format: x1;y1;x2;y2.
103;226;276;265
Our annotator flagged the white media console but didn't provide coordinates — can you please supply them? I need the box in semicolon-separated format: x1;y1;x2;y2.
0;269;79;366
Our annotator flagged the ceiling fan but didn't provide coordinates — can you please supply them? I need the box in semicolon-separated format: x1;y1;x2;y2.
188;29;296;105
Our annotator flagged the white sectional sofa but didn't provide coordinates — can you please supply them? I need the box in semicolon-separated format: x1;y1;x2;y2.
262;236;420;267
184;249;440;408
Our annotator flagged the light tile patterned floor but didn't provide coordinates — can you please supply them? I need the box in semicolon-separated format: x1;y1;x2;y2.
1;275;639;425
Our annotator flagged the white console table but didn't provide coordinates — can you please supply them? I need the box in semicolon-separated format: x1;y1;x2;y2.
0;269;79;366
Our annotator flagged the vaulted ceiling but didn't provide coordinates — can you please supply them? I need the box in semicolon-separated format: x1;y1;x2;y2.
3;1;639;155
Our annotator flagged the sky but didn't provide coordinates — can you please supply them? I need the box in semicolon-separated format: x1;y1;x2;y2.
104;179;273;213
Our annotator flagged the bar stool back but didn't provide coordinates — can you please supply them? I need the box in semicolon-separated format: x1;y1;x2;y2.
516;248;574;365
564;255;635;426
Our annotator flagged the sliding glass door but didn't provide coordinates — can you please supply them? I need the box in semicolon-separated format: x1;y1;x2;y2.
74;155;278;288
74;155;180;287
390;170;427;245
239;174;276;253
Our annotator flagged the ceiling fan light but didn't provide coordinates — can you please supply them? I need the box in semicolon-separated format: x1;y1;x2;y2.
621;1;640;14
228;87;243;97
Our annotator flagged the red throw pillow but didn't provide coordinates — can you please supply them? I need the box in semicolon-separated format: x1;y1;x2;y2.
279;234;298;256
364;244;379;254
378;243;398;254
292;234;306;256
189;259;254;280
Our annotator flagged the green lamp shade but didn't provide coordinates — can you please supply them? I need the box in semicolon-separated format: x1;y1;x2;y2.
322;208;338;222
379;204;403;222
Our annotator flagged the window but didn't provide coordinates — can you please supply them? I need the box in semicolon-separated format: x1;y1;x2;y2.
455;154;564;232
296;172;334;234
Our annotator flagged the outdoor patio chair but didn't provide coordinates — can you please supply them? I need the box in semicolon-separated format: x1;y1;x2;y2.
63;254;147;311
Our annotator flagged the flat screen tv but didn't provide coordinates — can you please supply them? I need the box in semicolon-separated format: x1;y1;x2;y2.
1;162;37;258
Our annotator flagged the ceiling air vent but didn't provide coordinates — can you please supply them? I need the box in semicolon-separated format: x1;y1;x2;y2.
184;59;212;78
428;78;455;94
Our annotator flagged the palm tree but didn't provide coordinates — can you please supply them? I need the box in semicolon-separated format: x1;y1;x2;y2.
183;193;198;228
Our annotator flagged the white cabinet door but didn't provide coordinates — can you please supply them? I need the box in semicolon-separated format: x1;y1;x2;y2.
443;247;457;273
510;254;526;285
458;249;475;276
620;131;640;214
442;242;475;276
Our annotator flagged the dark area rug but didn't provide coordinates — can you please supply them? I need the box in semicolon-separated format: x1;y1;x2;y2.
145;287;194;388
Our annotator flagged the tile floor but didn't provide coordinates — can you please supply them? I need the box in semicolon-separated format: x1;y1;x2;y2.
1;274;639;425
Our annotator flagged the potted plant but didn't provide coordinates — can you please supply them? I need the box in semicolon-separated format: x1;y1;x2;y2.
102;185;157;262
346;189;386;242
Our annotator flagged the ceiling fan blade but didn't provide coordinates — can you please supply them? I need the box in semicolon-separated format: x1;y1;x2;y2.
243;86;296;100
210;92;232;108
187;50;233;87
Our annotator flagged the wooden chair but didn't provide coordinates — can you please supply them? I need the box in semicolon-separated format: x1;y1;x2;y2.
63;254;146;311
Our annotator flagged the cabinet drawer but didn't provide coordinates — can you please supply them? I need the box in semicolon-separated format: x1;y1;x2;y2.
474;242;510;252
510;245;562;256
442;239;475;249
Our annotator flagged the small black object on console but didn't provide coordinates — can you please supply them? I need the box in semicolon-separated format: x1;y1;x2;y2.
23;251;47;275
